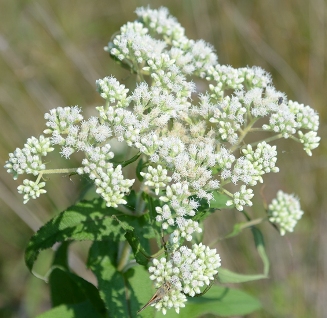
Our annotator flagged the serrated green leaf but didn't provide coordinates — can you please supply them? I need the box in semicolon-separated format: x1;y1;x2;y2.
218;267;267;284
141;194;162;243
35;301;104;318
155;285;261;318
25;198;159;274
88;242;159;318
144;194;156;222
192;204;215;222
24;198;134;273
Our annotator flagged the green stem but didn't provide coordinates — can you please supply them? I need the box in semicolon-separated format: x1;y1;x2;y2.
241;209;251;221
109;152;141;168
117;241;131;272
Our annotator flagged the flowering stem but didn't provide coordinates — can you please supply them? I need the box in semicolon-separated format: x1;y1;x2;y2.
289;135;301;143
240;217;267;228
247;133;283;148
221;188;233;198
116;205;137;216
249;127;266;132
209;217;267;246
151;247;165;258
231;118;258;152
35;168;79;184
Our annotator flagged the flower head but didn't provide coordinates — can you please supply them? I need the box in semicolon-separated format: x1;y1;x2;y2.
268;191;304;235
4;135;53;180
17;179;47;204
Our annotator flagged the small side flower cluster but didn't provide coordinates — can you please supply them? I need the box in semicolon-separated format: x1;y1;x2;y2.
268;191;304;236
148;243;221;314
4;135;54;203
4;135;53;180
262;100;320;155
17;180;47;204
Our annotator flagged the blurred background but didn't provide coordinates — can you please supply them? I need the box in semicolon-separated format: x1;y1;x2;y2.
0;0;326;317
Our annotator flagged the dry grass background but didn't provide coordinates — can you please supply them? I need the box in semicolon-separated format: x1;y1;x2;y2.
0;0;326;317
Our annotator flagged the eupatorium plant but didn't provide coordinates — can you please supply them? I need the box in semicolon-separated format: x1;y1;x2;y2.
5;6;320;317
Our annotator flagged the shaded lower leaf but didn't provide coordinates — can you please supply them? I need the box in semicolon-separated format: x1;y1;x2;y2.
50;268;107;315
49;242;106;314
125;231;150;266
36;301;105;318
155;285;261;318
88;241;128;318
124;265;155;318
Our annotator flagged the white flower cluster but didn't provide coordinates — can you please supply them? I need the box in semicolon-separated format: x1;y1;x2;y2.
96;76;131;108
298;131;320;156
148;243;221;314
232;142;279;185
5;6;319;218
140;165;172;195
226;185;254;211
135;6;185;41
268;191;304;236
44;106;83;135
4;6;320;315
262;100;320;147
76;145;134;207
154;182;204;240
45;108;113;158
5;135;53;180
17;179;47;204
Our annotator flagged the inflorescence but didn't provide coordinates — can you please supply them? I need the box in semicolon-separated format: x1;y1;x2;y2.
268;191;304;236
4;6;320;315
